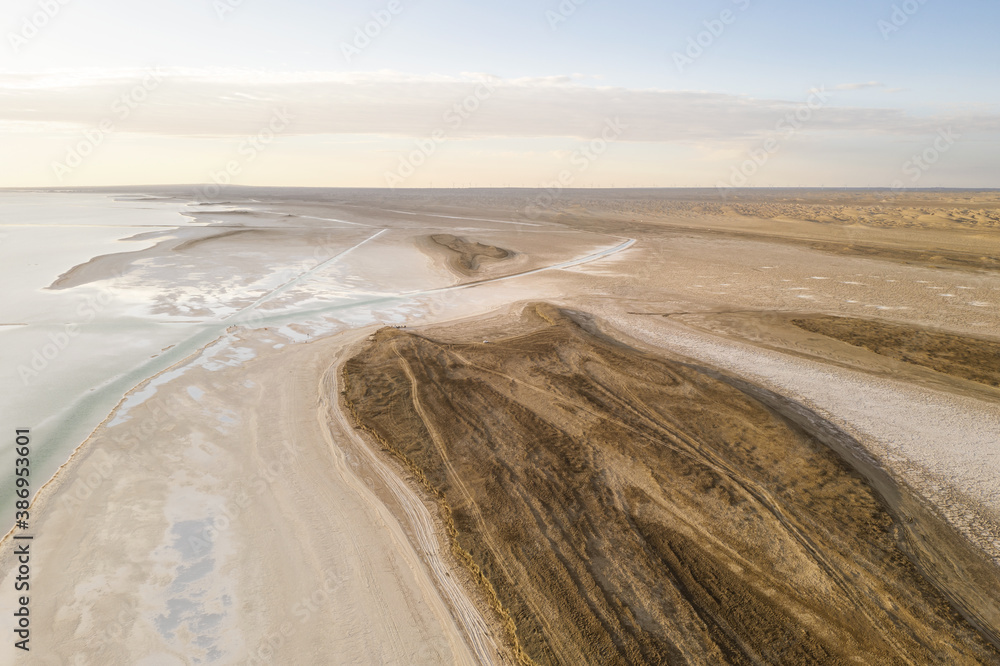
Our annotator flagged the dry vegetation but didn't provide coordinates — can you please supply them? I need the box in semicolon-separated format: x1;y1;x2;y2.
800;240;1000;272
792;315;1000;387
430;234;513;275
548;190;1000;230
343;304;999;666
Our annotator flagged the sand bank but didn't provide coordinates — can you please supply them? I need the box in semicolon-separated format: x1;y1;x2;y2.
0;327;502;664
4;188;1000;664
343;303;1000;664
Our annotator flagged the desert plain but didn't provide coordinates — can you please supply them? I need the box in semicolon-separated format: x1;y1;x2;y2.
2;187;999;665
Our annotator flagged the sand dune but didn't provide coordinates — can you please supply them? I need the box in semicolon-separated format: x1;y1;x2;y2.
343;303;1000;665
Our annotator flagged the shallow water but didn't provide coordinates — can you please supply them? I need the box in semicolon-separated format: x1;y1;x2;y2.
0;192;577;525
0;194;210;515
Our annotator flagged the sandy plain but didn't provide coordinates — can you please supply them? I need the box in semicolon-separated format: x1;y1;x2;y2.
1;188;999;664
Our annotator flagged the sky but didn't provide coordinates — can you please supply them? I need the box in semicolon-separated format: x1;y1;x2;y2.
1;0;997;188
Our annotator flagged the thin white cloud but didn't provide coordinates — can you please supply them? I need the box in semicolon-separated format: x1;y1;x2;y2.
834;81;886;91
0;70;996;141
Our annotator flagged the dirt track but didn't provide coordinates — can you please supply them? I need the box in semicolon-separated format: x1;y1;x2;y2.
344;303;1000;666
10;187;1000;665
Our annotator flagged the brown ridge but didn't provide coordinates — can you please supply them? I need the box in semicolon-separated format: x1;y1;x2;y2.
343;303;1000;665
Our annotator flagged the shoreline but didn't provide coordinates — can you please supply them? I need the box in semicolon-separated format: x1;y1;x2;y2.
4;189;1000;663
4;294;999;662
0;321;506;663
0;328;228;546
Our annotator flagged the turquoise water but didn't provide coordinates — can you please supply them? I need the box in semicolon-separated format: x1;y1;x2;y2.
0;192;625;530
0;194;205;523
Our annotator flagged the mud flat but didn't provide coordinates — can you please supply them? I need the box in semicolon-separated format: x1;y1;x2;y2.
47;224;374;293
5;187;1000;665
343;303;1000;666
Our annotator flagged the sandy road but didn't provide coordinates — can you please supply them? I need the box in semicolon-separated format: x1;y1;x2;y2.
0;327;496;665
302;329;502;666
0;202;640;665
323;339;509;666
20;186;999;662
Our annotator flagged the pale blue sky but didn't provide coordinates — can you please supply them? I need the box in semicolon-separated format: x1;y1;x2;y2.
2;0;997;187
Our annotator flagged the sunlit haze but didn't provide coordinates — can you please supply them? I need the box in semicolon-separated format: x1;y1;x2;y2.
2;0;997;188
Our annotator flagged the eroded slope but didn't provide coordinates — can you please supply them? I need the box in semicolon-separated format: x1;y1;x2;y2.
343;304;1000;665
